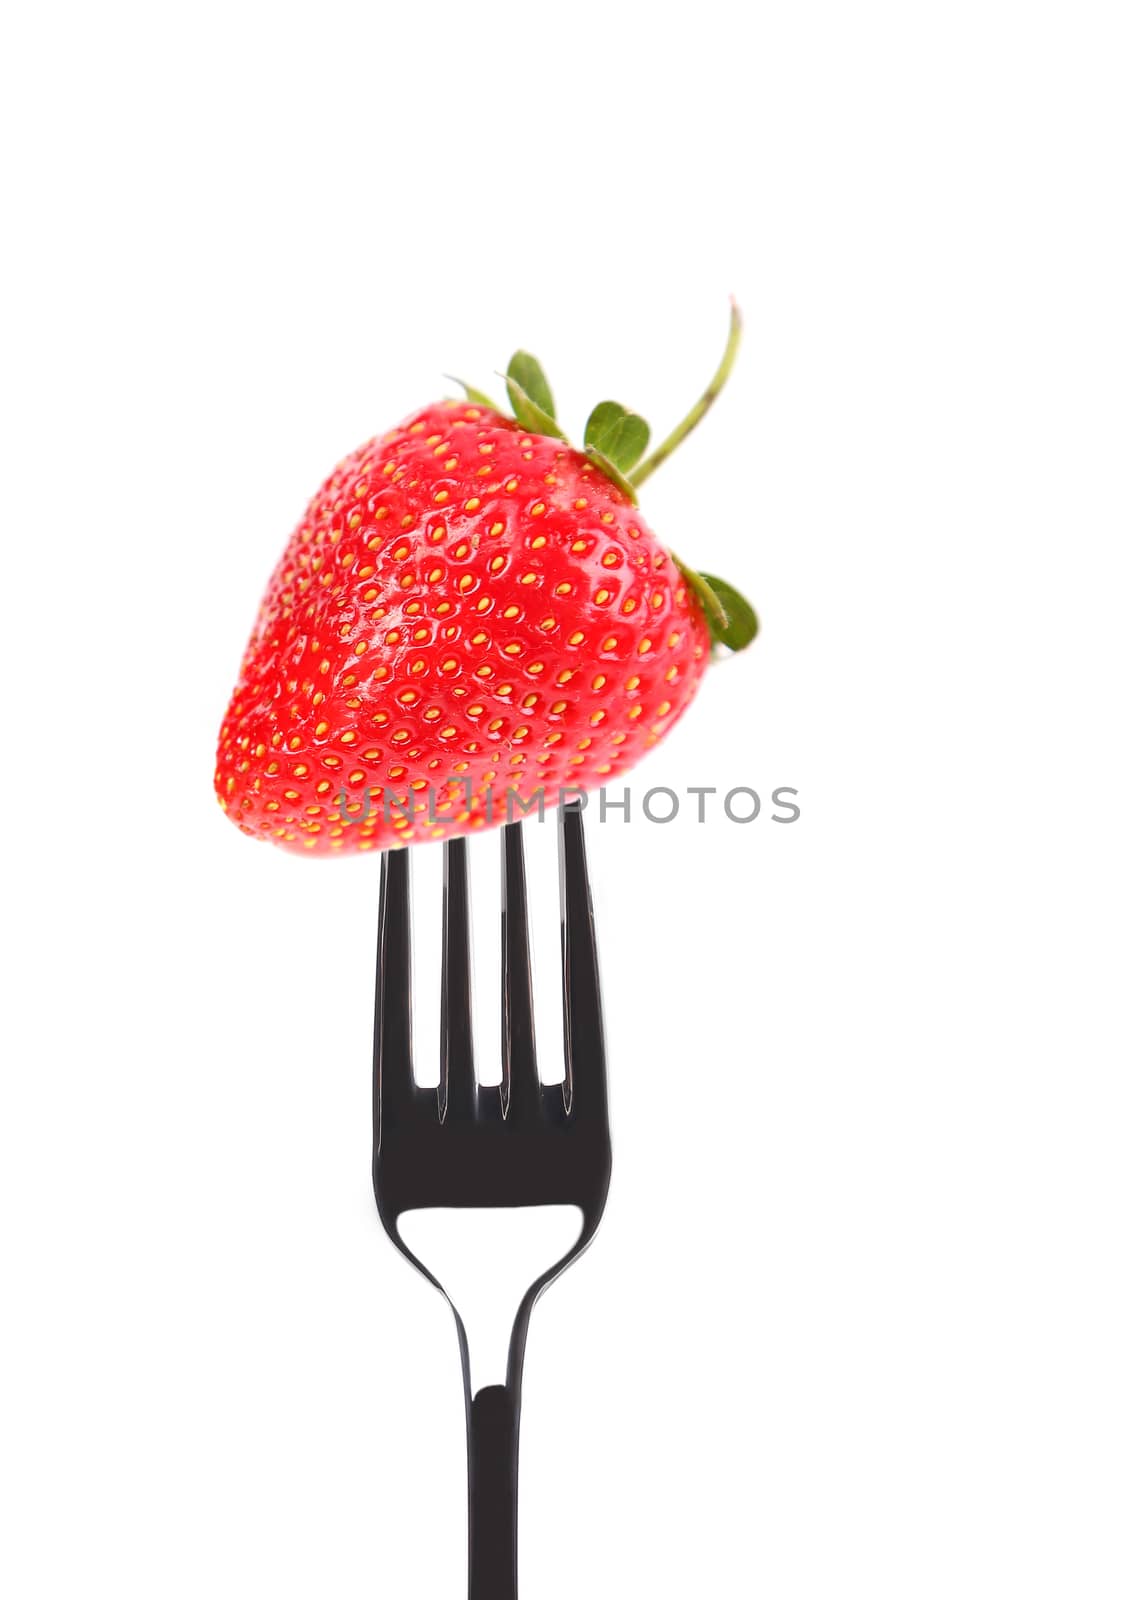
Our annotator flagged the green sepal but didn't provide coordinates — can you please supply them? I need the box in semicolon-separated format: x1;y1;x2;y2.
584;447;639;503
675;561;759;652
504;373;567;440
674;559;727;631
584;401;651;475
445;375;501;410
505;351;564;438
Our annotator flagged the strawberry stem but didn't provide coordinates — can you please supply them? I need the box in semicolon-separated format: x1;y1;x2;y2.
629;300;743;489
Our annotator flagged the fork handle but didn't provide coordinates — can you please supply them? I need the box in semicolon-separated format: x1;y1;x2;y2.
468;1384;520;1599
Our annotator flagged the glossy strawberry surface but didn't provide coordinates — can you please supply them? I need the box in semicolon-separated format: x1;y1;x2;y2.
215;401;712;853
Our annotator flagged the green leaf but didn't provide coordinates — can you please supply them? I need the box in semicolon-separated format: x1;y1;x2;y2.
584;447;639;503
444;375;501;410
506;351;557;419
584;401;651;475
695;571;759;652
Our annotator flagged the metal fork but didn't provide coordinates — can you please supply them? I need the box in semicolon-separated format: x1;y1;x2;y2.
372;804;612;1599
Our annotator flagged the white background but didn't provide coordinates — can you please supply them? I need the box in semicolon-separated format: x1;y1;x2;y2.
2;2;1129;1595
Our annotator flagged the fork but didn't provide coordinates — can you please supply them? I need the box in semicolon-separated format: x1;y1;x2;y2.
372;803;613;1599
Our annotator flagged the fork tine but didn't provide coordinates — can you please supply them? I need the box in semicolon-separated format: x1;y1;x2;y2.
558;802;607;1121
501;822;540;1120
374;846;416;1137
440;837;477;1122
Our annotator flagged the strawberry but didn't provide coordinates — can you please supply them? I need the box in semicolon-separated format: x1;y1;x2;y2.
215;308;757;854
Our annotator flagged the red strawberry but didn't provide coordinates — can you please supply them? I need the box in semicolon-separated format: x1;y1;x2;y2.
215;309;757;854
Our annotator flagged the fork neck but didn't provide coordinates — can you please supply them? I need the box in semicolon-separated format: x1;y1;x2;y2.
468;1383;520;1600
